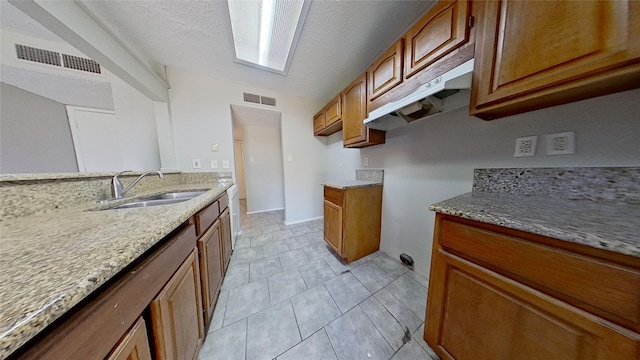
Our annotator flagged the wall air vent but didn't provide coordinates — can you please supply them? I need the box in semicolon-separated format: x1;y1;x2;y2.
243;92;261;104
16;44;60;66
15;43;101;75
61;54;101;74
260;96;276;106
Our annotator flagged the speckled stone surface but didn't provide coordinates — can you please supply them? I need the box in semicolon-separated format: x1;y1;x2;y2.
0;173;232;358
431;167;640;258
473;167;640;204
321;180;382;190
355;169;384;183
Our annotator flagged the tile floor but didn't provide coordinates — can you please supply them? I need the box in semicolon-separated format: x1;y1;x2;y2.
198;200;440;360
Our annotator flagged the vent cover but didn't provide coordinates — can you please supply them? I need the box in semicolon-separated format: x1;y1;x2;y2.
243;92;277;107
261;96;276;106
15;43;101;74
243;92;261;104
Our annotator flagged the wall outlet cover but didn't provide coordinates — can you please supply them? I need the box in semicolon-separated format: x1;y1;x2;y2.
363;157;369;166
222;160;229;168
514;136;537;157
192;159;201;168
546;131;575;155
211;160;217;168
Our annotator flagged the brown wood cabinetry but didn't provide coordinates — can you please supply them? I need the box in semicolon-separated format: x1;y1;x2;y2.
219;208;232;272
323;185;383;263
151;249;204;360
342;73;385;148
198;219;222;326
106;318;152;360
313;95;343;136
404;0;471;79
425;214;640;360
470;0;640;120
368;39;404;102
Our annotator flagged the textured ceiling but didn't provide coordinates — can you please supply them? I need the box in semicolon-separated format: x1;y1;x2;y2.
79;0;436;104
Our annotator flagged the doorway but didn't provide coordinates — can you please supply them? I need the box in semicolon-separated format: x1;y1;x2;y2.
230;105;284;214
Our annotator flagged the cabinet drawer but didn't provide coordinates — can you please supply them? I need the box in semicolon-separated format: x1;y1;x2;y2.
195;201;220;236
324;187;343;206
440;219;640;332
218;193;229;212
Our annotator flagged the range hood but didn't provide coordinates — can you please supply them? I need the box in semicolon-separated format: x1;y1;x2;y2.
364;59;474;131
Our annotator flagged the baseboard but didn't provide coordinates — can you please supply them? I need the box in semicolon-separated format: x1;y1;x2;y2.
246;207;285;215
284;216;323;226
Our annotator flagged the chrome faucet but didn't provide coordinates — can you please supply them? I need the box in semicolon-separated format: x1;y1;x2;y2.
111;170;164;199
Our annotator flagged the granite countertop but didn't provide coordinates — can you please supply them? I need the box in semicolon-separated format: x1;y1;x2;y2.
321;180;383;190
0;183;231;358
430;192;640;258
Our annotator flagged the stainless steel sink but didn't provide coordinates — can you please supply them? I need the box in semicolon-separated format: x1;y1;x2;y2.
104;190;207;210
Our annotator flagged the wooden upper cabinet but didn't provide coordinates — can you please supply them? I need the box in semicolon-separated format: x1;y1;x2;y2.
313;110;325;135
313;95;342;136
470;0;640;120
342;73;385;148
324;95;342;127
368;39;404;101
404;0;471;79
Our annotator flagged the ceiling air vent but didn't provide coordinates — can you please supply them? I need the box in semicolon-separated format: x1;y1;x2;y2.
243;92;261;104
261;96;276;107
15;43;101;75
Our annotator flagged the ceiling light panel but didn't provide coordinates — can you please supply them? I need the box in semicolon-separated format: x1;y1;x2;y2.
228;0;307;74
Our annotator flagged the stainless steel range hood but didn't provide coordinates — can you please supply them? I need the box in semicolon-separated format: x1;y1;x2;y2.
364;59;474;131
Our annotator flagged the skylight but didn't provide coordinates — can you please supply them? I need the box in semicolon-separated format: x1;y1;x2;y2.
227;0;309;75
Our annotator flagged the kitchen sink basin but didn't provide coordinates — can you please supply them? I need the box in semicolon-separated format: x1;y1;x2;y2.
103;190;207;210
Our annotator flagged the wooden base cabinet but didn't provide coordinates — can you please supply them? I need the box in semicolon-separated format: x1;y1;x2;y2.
198;219;223;326
323;185;383;263
220;208;232;272
425;214;640;360
151;249;204;360
106;318;152;360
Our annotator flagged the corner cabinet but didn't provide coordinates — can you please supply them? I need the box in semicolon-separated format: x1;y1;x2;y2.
470;0;640;120
323;185;383;263
342;73;385;148
424;214;640;360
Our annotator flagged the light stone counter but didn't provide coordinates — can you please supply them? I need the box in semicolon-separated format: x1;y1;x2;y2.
321;180;382;189
430;167;640;258
0;182;231;359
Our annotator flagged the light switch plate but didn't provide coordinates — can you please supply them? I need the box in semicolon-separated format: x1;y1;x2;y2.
514;136;537;157
211;160;217;168
222;160;229;168
192;159;201;168
287;154;293;162
211;144;218;152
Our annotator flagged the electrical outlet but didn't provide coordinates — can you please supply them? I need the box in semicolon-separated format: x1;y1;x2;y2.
287;154;293;162
546;131;575;155
222;160;229;168
192;159;201;168
211;160;217;168
363;157;369;166
514;136;537;157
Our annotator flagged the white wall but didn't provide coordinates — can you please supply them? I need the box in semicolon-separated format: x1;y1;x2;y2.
0;82;78;173
109;73;161;170
326;88;640;278
166;68;326;224
243;123;285;213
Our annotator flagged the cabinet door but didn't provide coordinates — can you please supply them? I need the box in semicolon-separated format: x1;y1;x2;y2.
470;0;640;119
313;109;325;135
106;318;152;360
198;219;222;326
342;73;385;148
425;249;640;360
220;208;232;273
323;200;343;256
325;95;342;127
404;0;471;79
368;39;404;101
151;250;204;360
